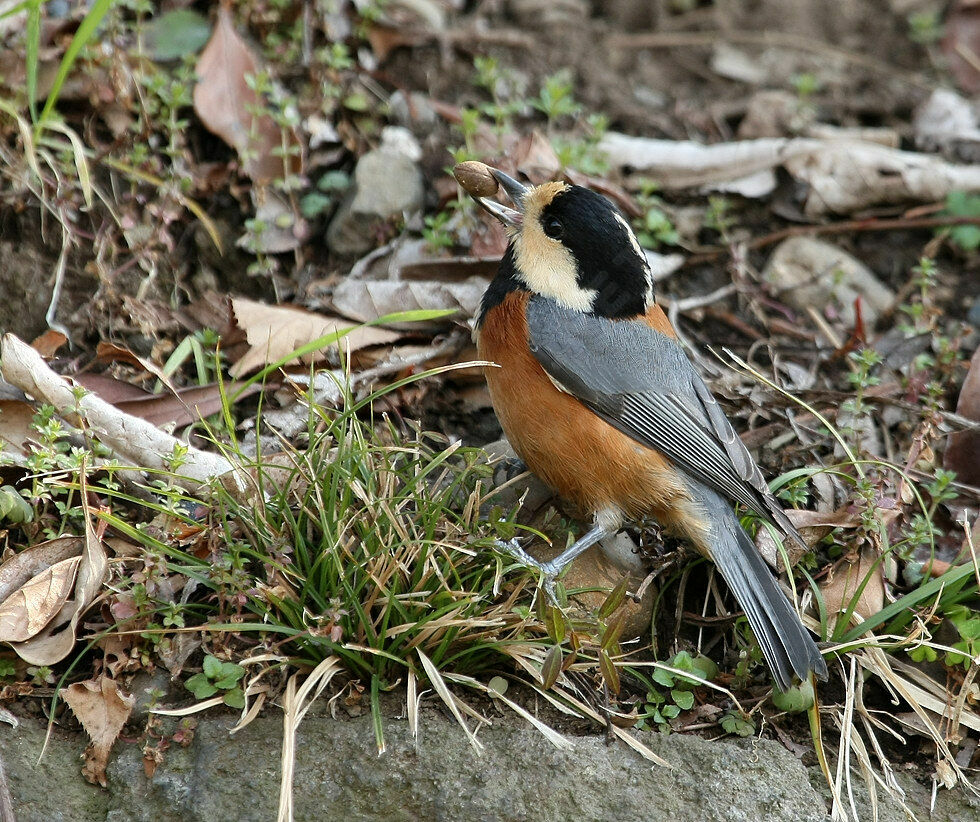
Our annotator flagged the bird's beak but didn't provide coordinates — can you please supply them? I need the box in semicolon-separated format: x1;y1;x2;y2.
475;169;528;229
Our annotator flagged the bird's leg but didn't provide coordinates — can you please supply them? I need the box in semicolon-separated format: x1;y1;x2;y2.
495;522;613;603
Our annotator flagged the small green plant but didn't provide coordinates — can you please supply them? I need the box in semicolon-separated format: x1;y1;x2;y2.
422;209;456;251
185;655;246;708
941;191;980;252
300;169;349;218
0;658;16;679
943;606;980;669
790;72;822;101
473;56;523;137
552;113;610;175
704;195;737;242
771;679;815;713
843;347;883;415
532;70;581;124
908;11;944;46
0;485;33;525
634;651;718;731
721;710;756;737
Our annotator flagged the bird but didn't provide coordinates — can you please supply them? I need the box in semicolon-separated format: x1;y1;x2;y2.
455;161;828;691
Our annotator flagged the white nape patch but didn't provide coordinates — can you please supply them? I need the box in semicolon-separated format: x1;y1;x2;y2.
513;231;597;313
613;211;654;305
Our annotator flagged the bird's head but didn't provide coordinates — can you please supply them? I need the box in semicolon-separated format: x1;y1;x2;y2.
456;162;654;319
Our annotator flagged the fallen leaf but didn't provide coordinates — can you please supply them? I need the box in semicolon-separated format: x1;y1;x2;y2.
10;513;108;665
0;556;81;642
365;24;421;61
945;346;980;487
30;329;67;357
943;0;980;94
0;536;84;604
820;546;885;631
62;677;135;787
514;131;562;184
331;278;485;327
193;5;301;185
229;297;400;377
73;374;263;428
142;8;212;61
0;399;37;458
96;341;178;395
755;506;862;567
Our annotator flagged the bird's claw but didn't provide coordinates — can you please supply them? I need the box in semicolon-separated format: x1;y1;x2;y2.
493;538;562;605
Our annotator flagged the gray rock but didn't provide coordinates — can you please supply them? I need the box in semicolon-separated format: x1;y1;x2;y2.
326;128;425;257
762;236;895;326
388;90;439;135
4;707;978;821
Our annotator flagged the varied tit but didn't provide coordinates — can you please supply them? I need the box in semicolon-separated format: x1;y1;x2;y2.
455;161;828;691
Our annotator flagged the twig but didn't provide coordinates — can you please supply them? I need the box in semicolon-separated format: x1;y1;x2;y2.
352;330;468;391
684;214;980;267
0;749;16;822
608;30;930;89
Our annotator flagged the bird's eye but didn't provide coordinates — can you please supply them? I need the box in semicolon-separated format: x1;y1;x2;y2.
542;215;564;239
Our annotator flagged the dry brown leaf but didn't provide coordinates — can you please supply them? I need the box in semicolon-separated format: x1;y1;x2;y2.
95;341;179;395
820;546;885;631
755;506;862;567
29;329;68;357
365;24;421;61
9;515;108;665
0;399;37;457
331;278;486;327
0;556;81;643
62;677;135;787
193;5;300;185
945;346;980;487
229;297;400;377
514;131;562;184
0;536;84;605
73;374;263;429
943;1;980;94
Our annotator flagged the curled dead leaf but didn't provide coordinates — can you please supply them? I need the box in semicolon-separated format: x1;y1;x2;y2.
62;677;135;787
0;536;83;603
0;555;81;643
8;517;108;665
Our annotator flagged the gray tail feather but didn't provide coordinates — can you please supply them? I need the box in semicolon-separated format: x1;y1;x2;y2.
710;517;828;691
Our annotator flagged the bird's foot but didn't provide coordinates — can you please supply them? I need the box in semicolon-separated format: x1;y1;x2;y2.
493;456;528;485
493;538;562;605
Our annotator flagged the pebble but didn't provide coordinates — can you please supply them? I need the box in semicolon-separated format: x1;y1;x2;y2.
762;236;896;326
326;127;425;256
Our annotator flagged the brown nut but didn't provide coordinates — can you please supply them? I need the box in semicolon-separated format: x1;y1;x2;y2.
453;161;499;198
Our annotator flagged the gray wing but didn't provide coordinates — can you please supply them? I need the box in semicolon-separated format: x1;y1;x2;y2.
526;296;801;540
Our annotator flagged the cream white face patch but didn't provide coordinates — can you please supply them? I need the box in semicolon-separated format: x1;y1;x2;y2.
511;182;598;313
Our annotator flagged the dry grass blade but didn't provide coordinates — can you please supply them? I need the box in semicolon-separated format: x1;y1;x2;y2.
441;671;573;751
277;657;343;822
417;650;484;753
407;669;419;743
861;648;978;795
41;121;92;207
534;685;672;768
